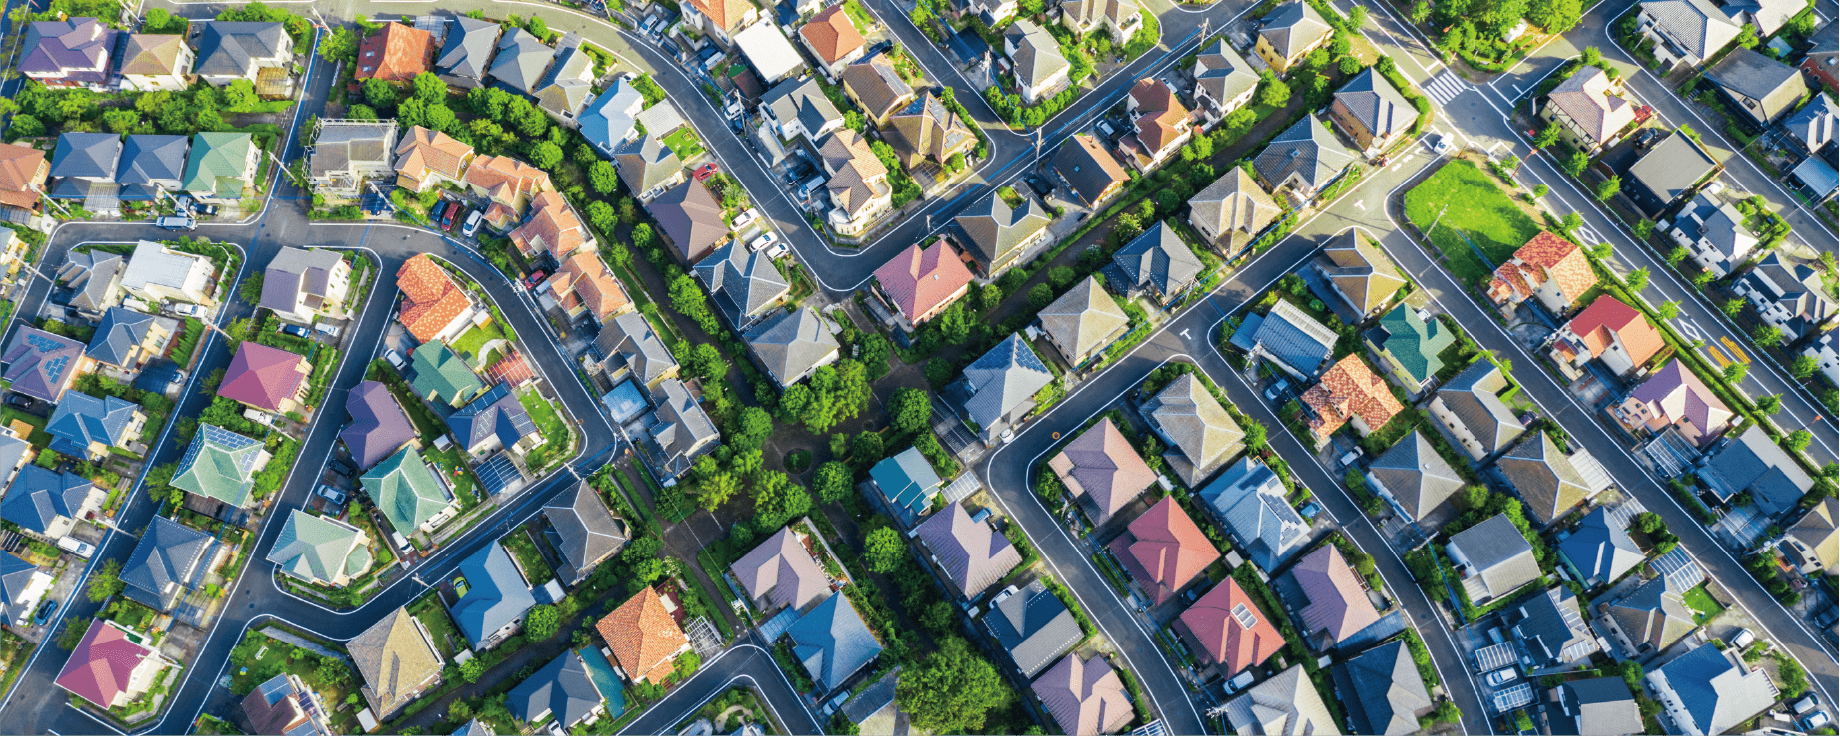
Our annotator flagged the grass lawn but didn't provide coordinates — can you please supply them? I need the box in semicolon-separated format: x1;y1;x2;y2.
0;408;50;447
1682;581;1724;624
1402;160;1544;291
661;128;706;160
518;388;570;473
501;528;554;587
407;593;465;660
450;321;507;362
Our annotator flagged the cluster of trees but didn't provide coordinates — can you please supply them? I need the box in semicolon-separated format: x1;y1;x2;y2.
984;84;1082;128
1408;0;1582;62
779;360;875;433
1631;512;1679;554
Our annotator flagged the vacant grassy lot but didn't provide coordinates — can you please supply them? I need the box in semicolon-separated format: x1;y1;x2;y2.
1402;160;1543;290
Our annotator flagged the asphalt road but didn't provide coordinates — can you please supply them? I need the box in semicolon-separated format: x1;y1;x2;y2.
616;641;823;735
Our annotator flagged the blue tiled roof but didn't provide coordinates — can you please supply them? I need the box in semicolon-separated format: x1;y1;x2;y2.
1;465;94;535
787;592;883;692
452;542;537;646
45;391;139;457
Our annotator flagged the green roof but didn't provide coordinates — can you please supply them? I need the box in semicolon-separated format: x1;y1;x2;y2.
363;446;455;534
266;509;373;585
170;423;267;507
1374;304;1455;384
410;341;484;407
182;132;254;199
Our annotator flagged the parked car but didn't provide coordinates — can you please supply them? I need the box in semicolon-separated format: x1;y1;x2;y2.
764;241;789;259
317;484;346;505
523;270;550;289
1486;668;1519;686
1728;628;1754;649
440;201;461;230
172;303;208;318
732;208;760;229
1223;670;1255;694
748;232;778;252
279;324;311;339
1338;449;1362;467
1804;712;1831;731
156;215;196;230
1432;135;1453;155
4;394;31;410
1263;378;1291;401
385;350;407;369
314;323;341;337
1795;697;1820;715
32;599;57;626
461;209;483;237
1024;174;1053;196
693;163;719;181
199;203;219;216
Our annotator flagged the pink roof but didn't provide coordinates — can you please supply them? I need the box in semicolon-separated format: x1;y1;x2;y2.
1177;577;1284;676
1627;359;1733;443
220;342;308;412
1293;545;1380;644
1032;653;1134;736
55;620;158;707
1049;419;1156;524
873;239;974;324
1110;497;1216;605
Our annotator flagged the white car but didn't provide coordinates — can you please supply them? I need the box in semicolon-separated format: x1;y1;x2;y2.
1432;135;1454;155
748;232;778;252
172;303;208;318
1486;668;1519;686
764;241;789;259
732;208;760;230
385;350;407;369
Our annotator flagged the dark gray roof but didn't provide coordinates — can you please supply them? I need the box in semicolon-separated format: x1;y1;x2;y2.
452;542;536;646
643;379;720;478
508;651;604;727
1699;424;1813;516
695;242;790;328
1340;640;1432;735
1052;134;1127;206
487;28;553;95
1559;507;1644;584
446;382;538;452
956;194;1052;269
1626;131;1719;211
1638;0;1742;60
1785;93;1838;153
50;133;121;180
57;250;125;313
743;307;840;388
1708;48;1807;124
1735;253;1836;338
1496;432;1597;525
541;481;628;585
596;311;678;385
85;307;156;368
762;78;843;137
114;135;190;196
1447;514;1540;601
1254;115;1356;192
1547;677;1642;736
1652;644;1777;735
1227;299;1338;377
122;515;215;612
1258;1;1332;60
984;580;1083;678
194;22;288;77
1193;40;1258;110
0;552;40;624
1334;68;1413;140
1107;222;1202;299
957;333;1054;431
787;592;884;692
1;465;95;535
436;16;501;85
1510;586;1596;665
1433;361;1524;457
1368;432;1464;522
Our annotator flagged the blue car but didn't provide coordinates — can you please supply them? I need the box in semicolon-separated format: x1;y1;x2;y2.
33;598;57;626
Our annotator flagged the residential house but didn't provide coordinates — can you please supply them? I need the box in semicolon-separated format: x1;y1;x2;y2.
1804;332;1837;380
984;579;1084;678
513;191;596;263
867;447;945;528
464;155;554;228
1330;68;1414;156
1540;66;1638;155
800;6;865;76
1706;47;1808;129
434;16;501;89
181;131;258;202
959;0;1018;25
733;22;806;85
1316;230;1407;320
1509;586;1600;666
956;191;1053;277
1051;419;1155;525
1783;497;1837;572
1485;231;1597;314
220;342;310;414
1558;506;1644;586
0;143;49;214
820;129;893;235
447;383;540;457
45;391;144;461
356;22;435;81
541;252;629;324
1224;664;1338;735
683;0;760;44
888;91;975;169
1601;574;1696;653
1696;425;1814;516
1032;653;1133;736
1446;514;1540;604
654;179;730;264
596;311;680;389
349;606;444;719
486;29;554;97
1801;21;1838;89
872;238;975;328
762;78;845;144
1549;295;1664;377
125;239;216;304
636;379;720;479
114;134;190;202
839;672;916;735
241;673;332;736
1611;359;1735;447
534;40;596;124
788;592;884;693
1252;115;1357;199
840;55;917;127
1003;20;1072;105
1118;79;1193;173
1365;305;1453;397
1336;640;1434;735
1545;677;1642;736
1;466;102;542
1175;577;1283;678
172;424;270;507
916;502;1023;599
452;542;537;648
511;650;619;731
1188;167;1281;254
54;619;177;709
731;526;830;614
1718;0;1801;35
85;307;170;372
1053;134;1129;207
951;333;1054;445
396;254;480;344
1;325;85;402
57;249;125;316
1635;0;1743;68
365;447;459;535
1038;276;1131;369
613;135;685;203
743;307;841;389
20;17;114;89
393;126;475;193
122;515;221;612
1621;130;1720;217
1497;432;1614;525
1782;92;1835;159
1062;0;1141;42
1198;457;1307;572
1365;432;1464;523
0;429;28;493
261;246;351;324
192;22;294;89
1105;222;1202;306
1254;1;1332;74
1144;373;1244;487
541;481;629;586
1732;252;1837;339
597;586;690;685
1191;40;1258;126
1286;544;1381;646
578;81;646;158
49;132;121;203
1646;644;1777;736
407;340;482;409
267;509;372;588
1299;355;1404;443
1226;299;1339;379
1108;497;1215;605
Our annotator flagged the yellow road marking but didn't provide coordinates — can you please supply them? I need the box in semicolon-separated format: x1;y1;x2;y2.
1720;337;1750;365
1704;344;1730;368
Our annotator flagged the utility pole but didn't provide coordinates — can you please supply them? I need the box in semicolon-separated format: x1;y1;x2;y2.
1426;201;1450;236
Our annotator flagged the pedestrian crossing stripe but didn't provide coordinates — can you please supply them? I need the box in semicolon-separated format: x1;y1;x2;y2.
1423;72;1470;106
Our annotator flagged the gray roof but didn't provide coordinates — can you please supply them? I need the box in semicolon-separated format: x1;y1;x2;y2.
1036;277;1130;368
1143;373;1243;488
1433;361;1524;458
1719;0;1800;35
194;22;288;77
1497;432;1599;524
435;16;500;85
487;28;553;95
1334;68;1414;140
1708;48;1807;124
114;135;189;196
743;307;839;388
1675;192;1755;272
1548;677;1642;736
509;651;604;727
50;133;121;180
1340;640;1432;736
85;307;156;368
956;193;1052;269
644;379;720;478
915;502;1022;598
1700;424;1813;517
1447;514;1539;601
0;552;41;624
596;311;678;385
957;333;1054;431
1605;575;1696;652
535;45;595;118
1559;506;1644;584
1;465;95;535
787;592;884;692
452;542;536;646
1735;253;1836;338
1193;40;1258;109
1638;0;1743;60
695;242;790;328
46;390;140;458
57;250;125;313
1002;20;1069;92
1107;222;1202;299
1626;131;1719;212
1510;586;1597;665
612;134;682;196
1254;115;1356;192
1258;1;1332;60
984;580;1083;677
1651;644;1777;735
541;481;628;585
1228;299;1338;377
1785;93;1838;153
261;246;345;314
1053;134;1128;206
1188;167;1280;248
1198;456;1306;572
122;515;215;612
446;382;538;452
309;122;396;178
763;78;843;137
840;670;908;732
1367;432;1463;522
0;432;26;488
651;179;727;263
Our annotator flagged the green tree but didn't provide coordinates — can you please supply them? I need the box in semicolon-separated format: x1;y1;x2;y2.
814;461;853;504
1723;362;1747;383
315;659;352;688
1535;123;1562;149
1597;175;1622;202
589;161;618;194
1724;297;1747;317
1787;430;1813;454
852;431;885;464
363;78;400;110
86;559;124;602
1028;283;1054;310
425;103;455;131
1633;219;1655;241
1346;6;1368;27
56;616;91;651
1243;422;1268;452
1565;151;1589;176
1620;660;1644;692
1737;22;1758;48
897;637;1013;734
1625;267;1649;292
1791;354;1819;380
1756;395;1782;415
412;72;447;105
222;79;259;113
866;527;906;573
530;141;563;170
892;388;930;434
699;472;741;510
755;476;813;530
1753;325;1784;347
1657;300;1679;321
1527;0;1583;32
586;200;616;233
1258;72;1291;107
1666;244;1689;266
460;657;486;683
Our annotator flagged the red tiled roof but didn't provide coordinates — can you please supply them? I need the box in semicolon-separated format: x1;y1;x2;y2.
873;238;974;324
800;6;864;64
1177;577;1283;676
355;23;435;82
1562;295;1663;367
1301;355;1403;441
220;341;308;412
1293;544;1380;644
1129;78;1191;155
397;254;473;343
486;347;535;386
553;252;629;322
1487;232;1595;308
510;190;590;262
597;586;688;686
1110;497;1216;605
55;620;159;708
0;143;45;210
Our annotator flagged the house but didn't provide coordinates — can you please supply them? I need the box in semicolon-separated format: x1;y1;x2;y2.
873;239;975;328
578;81;646;158
1038;276;1131;369
512;191;596;263
1318;231;1407;321
534;41;597;124
356;22;435;81
959;0;1019;25
1198;457;1306;572
596;311;679;388
799;7;864;76
1706;47;1807;129
397;255;479;344
122;515;221;612
1541;67;1638;155
1119;79;1193;172
1004;20;1072;105
1621;130;1720;217
409;341;484;408
1051;419;1155;525
20;17;114;89
788;592;884;693
1549;295;1664;377
1366;432;1463;523
1175;577;1282;677
1330;69;1414;155
241;673;333;736
1719;0;1801;35
1108;497;1215;605
49;133;122;202
1252;115;1357;199
821;129;894;235
839;671;918;735
1732;252;1837;339
1254;1;1332;74
464;155;554;225
0;143;49;213
364;447;459;535
653;180;730;265
1188;167;1281;254
1054;134;1129;207
57;249;125;316
114;134;190;202
261;247;352;324
54;619;177;709
393;126;475;193
598;586;690;685
45;391;144;461
510;651;613;730
1559;507;1643;586
1;466;103;542
743;308;841;389
984;579;1084;678
1612;359;1734;448
115;33;191;91
1545;677;1642;736
1697;425;1814;516
1105;222;1202;306
221;342;309;414
309;122;399;199
267;509;372;588
0;430;28;493
541;481;629;586
1783;93;1836;158
1509;586;1599;666
1286;544;1381;646
86;307;169;371
1062;0;1140;42
1364;305;1452;393
435;16;501;88
1783;497;1837;572
447;383;540;457
683;0;760;44
951;333;1055;444
452;542;537;648
840;55;917;127
1336;640;1433;735
1601;575;1696;653
867;448;945;528
125;239;217;305
1635;0;1743;68
1805;332;1838;381
172;424;270;507
486;29;554;97
1802;20;1838;89
1646;644;1777;736
613;135;685;203
916;502;1023;598
637;379;720;479
350;606;445;718
1485;231;1597;314
1497;432;1613;524
732;526;830;614
1224;664;1338;734
1191;40;1258;126
1;325;85;402
956;192;1053;277
181;131;258;202
192;22;294;89
762;78;845;144
1445;514;1540;604
1299;355;1404;443
888;91;975;169
1144;373;1243;488
1032;653;1133;736
1226;300;1338;379
541;252;628;324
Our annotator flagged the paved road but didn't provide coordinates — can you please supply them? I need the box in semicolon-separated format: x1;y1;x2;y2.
617;642;822;735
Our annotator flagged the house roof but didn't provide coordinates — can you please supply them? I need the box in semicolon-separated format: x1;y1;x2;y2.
85;307;157;368
1127;78;1191;156
348;606;444;716
1341;640;1433;735
51;132;121;180
1258;1;1332;59
1300;355;1404;441
958;333;1054;430
487;28;553;95
1447;514;1540;600
1514;585;1598;664
1053;134;1128;206
800;6;863;64
1228;663;1338;734
509;651;604;726
1369;304;1453;384
114;135;190;194
1607;575;1696;652
1113;496;1215;605
447;382;537;452
743;307;840;388
435;16;500;83
182;132;254;198
1368;432;1464;522
54;620;160;708
596;311;678;385
1789;497;1838;570
821;130;891;219
654;180;729;263
643;379;719;477
1143;372;1247;490
1032;653;1133;736
868;448;944;525
261;246;345;314
889;91;974;167
125;240;215;297
21;17;111;80
839;55;915;122
1561;295;1663;367
194;22;287;78
1321;230;1407;316
763;77;844;138
267;508;371;586
875;239;974;323
1050;419;1155;524
453;542;536;646
2;325;84;402
409;340;484;407
1639;0;1742;59
1335;68;1414;140
1627;359;1733;443
1197;457;1304;571
1737;252;1837;336
1708;47;1806;123
463;154;551;210
1109;221;1202;296
1626;131;1720;212
1253;115;1356;191
1560;506;1644;584
1785;93;1838;153
1038;276;1131;367
1548;677;1642;736
1178;577;1283;675
597;586;687;685
985;579;1083;678
612;135;683;197
1292;544;1380;643
840;671;908;735
731;526;830;613
1231;299;1338;378
579;80;646;155
916;502;1022;598
1063;0;1140;28
1;465;95;535
122;515;214;611
956;192;1053;268
397;254;473;342
341;381;416;471
1004;20;1070;92
1546;67;1637;144
0;143;46;209
515;191;594;264
1188;167;1280;248
1721;0;1801;35
172;424;265;507
1488;231;1597;308
1652;644;1777;736
242;674;315;736
534;46;595;118
57;250;124;313
221;342;307;412
363;447;454;533
1701;425;1814;516
789;591;884;692
356;22;435;80
1432;361;1524;458
689;0;759;33
1193;40;1258;110
542;481;628;583
394;126;474;184
45;391;140;457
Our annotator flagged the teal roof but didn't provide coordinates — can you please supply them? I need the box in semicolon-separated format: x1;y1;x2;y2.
171;424;266;507
1371;305;1454;384
181;132;253;199
362;447;455;533
869;447;943;526
577;645;627;720
409;341;484;407
266;509;373;585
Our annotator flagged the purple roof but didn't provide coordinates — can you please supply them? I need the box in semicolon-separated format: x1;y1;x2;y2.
339;381;417;469
2;326;84;402
20;18;113;84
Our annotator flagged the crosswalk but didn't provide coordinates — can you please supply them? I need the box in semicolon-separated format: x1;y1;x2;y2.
1422;71;1472;107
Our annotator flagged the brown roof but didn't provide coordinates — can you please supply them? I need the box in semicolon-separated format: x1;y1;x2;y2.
394;126;474;184
597;586;688;686
0;143;46;210
730;527;830;612
510;190;590;261
1048;418;1155;524
1487;231;1596;308
872;238;974;323
397;254;473;343
839;55;915;122
1032;653;1134;736
800;6;864;64
1547;67;1637;144
821;130;890;218
1129;78;1191;155
559;252;628;321
1110;496;1216;605
118;34;188;76
1301;355;1404;441
1292;544;1380;644
485;346;535;386
356;22;435;82
241;675;312;736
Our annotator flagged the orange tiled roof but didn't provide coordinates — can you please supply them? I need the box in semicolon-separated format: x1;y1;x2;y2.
486;347;535;386
509;190;590;261
800;6;864;64
355;22;435;82
0;143;46;210
556;252;629;321
596;586;688;686
464;155;552;211
1301;355;1404;441
394;126;474;184
1129;79;1190;155
1487;232;1595;308
689;0;757;33
1564;295;1664;367
396;254;473;343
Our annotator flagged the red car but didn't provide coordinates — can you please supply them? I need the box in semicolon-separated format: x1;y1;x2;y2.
693;163;719;181
523;270;549;289
440;201;462;230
